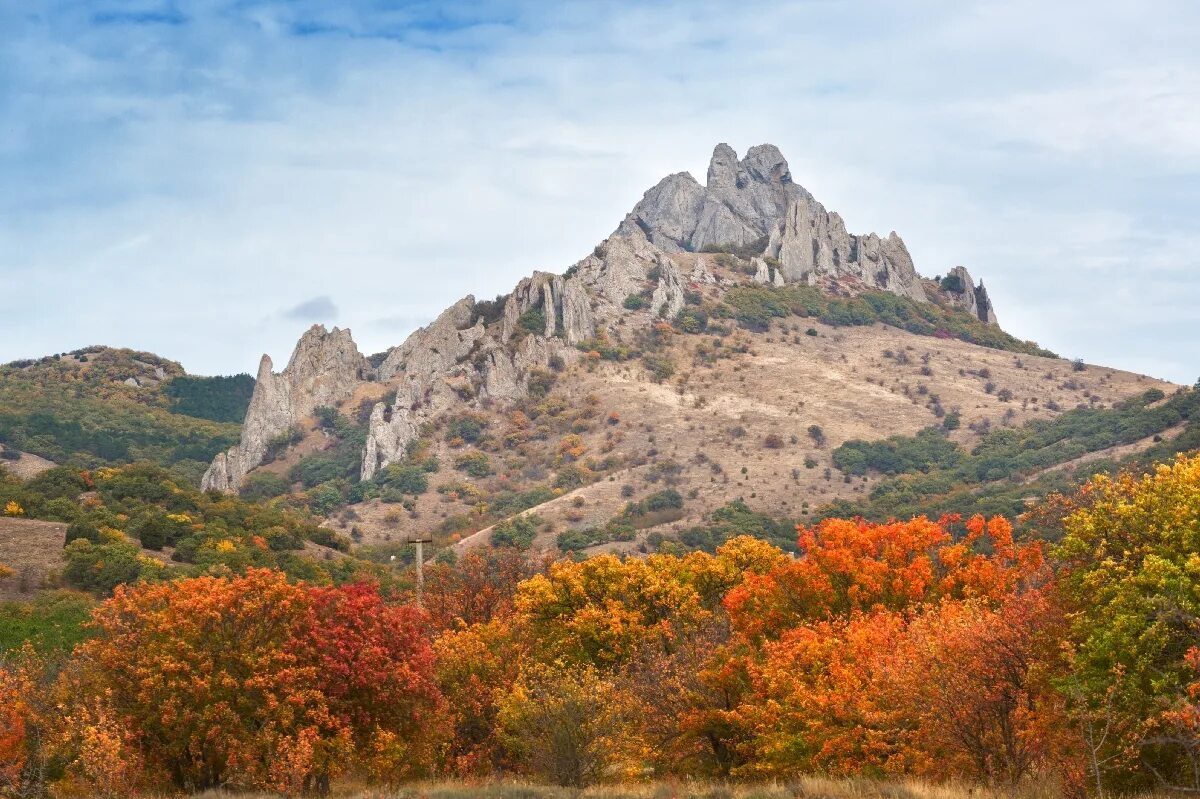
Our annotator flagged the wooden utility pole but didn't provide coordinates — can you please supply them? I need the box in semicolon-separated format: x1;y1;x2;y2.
409;534;433;605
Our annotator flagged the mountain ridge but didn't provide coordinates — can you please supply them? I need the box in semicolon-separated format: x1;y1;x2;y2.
202;143;1013;494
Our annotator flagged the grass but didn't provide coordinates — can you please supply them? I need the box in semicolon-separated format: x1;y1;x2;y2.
0;589;94;654
178;777;1083;799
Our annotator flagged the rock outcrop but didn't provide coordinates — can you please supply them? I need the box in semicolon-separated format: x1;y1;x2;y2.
618;143;934;302
361;402;420;483
943;266;999;326
209;142;1005;490
202;325;368;492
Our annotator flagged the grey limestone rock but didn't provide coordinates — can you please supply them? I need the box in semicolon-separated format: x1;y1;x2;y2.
202;325;367;492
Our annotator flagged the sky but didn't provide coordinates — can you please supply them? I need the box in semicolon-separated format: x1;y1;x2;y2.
2;1;1198;383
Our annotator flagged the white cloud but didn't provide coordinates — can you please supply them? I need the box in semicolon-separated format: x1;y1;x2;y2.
0;0;1197;383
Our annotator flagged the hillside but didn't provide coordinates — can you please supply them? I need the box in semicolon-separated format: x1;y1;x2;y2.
0;461;372;601
0;346;253;484
193;143;1182;562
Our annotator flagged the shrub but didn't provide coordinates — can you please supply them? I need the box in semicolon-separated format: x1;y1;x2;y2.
808;425;827;448
474;294;509;325
763;433;784;449
454;451;493;478
677;499;798;553
623;294;646;310
673;307;709;334
519;308;546;334
939;273;965;293
491;514;540;550
643;355;675;383
446;415;487;444
131;513;177;551
239;472;290;501
642;489;683;513
64;540;153;595
65;521;101;545
832;427;963;477
379;464;429;495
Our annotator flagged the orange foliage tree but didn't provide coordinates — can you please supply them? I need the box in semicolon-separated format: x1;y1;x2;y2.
720;515;1064;784
724;514;1042;640
74;569;440;794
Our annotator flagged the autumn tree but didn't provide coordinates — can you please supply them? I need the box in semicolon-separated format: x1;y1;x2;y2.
422;547;546;632
75;569;439;794
1053;455;1200;792
724;514;1042;641
497;662;644;786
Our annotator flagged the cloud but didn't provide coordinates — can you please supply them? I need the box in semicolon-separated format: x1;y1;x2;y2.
281;296;338;322
0;0;1197;382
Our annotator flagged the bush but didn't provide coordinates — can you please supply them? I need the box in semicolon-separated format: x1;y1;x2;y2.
455;451;493;478
832;427;962;477
939;273;965;293
673;307;709;334
491;514;540;550
379;464;429;495
623;294;647;310
519;308;546;334
239;472;290;501
65;521;101;545
474;294;509;325
557;519;636;551
642;489;683;513
131;513;176;550
808;425;827;448
446;415;487;444
307;482;345;515
676;499;798;553
764;433;784;449
63;540;153;595
643;355;675;383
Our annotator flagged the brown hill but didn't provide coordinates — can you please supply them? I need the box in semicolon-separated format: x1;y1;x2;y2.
201;144;1178;559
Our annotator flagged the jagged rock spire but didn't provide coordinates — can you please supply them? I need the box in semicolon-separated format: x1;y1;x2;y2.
202;325;368;492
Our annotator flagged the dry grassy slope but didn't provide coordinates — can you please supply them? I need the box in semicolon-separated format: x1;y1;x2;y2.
0;517;67;600
326;308;1173;558
0;445;56;480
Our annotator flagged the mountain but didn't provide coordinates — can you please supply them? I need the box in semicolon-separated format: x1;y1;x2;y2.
0;346;253;484
199;143;1182;558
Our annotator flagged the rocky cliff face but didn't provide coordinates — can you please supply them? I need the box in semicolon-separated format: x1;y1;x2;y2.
943;265;999;326
201;325;368;492
206;142;1004;491
359;231;673;480
619;143;930;300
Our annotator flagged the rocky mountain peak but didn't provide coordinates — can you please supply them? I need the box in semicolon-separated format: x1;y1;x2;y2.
705;143;740;188
201;324;368;492
739;143;792;186
204;143;1005;493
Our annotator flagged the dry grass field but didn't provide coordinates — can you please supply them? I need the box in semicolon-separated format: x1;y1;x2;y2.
0;516;66;599
175;777;1105;799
